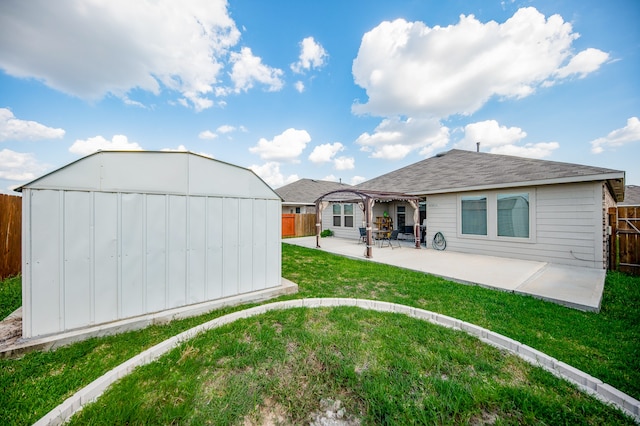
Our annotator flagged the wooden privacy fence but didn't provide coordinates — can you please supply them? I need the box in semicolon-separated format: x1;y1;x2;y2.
609;206;640;276
282;213;315;238
1;194;21;279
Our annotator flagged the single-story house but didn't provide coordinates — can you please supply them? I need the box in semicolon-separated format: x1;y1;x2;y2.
275;178;351;214
17;151;288;339
320;149;625;269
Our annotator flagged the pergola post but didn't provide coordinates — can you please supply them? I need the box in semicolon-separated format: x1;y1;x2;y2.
365;196;374;258
315;199;321;248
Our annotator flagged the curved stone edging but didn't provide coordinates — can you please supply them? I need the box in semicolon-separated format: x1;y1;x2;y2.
34;298;640;425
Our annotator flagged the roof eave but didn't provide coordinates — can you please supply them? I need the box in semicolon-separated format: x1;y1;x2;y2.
407;172;626;199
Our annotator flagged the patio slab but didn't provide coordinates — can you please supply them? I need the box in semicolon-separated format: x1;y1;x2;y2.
284;236;605;312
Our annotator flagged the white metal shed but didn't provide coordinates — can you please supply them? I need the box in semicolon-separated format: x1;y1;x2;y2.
17;151;283;339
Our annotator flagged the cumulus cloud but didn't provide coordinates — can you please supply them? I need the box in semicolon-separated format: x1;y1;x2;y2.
199;130;218;140
0;0;250;110
355;116;449;160
0;148;50;181
591;117;640;154
334;156;355;171
308;142;344;163
217;125;236;133
226;47;284;94
352;7;609;118
456;120;558;158
0;108;65;141
294;81;305;93
249;162;298;188
249;128;311;162
350;176;367;185
69;134;143;156
291;37;328;73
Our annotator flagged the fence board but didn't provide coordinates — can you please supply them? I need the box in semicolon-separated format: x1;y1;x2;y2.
610;206;640;275
0;194;21;279
281;213;315;238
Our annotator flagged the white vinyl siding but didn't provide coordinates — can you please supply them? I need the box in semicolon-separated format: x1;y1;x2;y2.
425;182;606;268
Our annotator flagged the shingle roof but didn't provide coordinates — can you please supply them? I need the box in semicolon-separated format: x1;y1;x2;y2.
620;185;640;206
356;149;625;202
275;178;351;204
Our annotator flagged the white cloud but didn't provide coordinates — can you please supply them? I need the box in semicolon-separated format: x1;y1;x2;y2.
334;156;355;171
294;81;305;93
456;120;558;158
591;117;640;154
355;116;449;160
291;37;328;73
322;174;338;182
352;7;609;118
489;142;559;158
0;108;65;141
249;162;298;188
69;135;143;156
0;0;241;110
217;124;236;133
350;176;367;185
308;142;344;163
227;47;284;93
249;128;311;162
0;148;50;181
161;144;188;152
556;48;610;79
199;130;218;140
457;120;527;149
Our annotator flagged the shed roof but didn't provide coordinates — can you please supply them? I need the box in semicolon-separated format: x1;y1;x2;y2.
357;149;625;202
16;150;280;200
275;178;351;205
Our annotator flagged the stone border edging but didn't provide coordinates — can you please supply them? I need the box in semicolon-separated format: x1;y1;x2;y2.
35;298;640;425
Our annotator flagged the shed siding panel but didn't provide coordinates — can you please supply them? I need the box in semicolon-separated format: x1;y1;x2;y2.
29;190;62;337
188;197;206;304
238;198;254;294
223;198;240;297
145;194;167;313
93;192;119;325
267;199;282;285
120;193;144;317
167;195;187;308
63;191;92;330
205;197;224;300
425;183;604;268
252;199;267;291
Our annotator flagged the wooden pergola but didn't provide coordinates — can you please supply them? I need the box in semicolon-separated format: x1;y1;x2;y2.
314;189;422;258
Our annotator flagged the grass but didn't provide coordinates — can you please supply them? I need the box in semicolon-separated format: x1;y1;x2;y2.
0;274;21;319
0;243;639;424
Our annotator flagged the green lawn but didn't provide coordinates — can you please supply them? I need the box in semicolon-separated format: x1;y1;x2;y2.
1;243;639;425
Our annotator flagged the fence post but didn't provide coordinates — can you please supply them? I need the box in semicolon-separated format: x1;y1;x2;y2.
608;207;617;271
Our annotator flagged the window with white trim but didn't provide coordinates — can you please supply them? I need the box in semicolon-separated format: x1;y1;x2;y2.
461;195;487;236
333;204;341;226
497;193;529;238
344;204;354;227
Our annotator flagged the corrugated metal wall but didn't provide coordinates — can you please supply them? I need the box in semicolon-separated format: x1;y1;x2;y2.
22;189;281;338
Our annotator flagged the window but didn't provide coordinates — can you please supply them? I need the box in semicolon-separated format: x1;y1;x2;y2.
344;204;354;227
333;204;341;226
498;193;529;238
295;207;301;213
461;196;487;235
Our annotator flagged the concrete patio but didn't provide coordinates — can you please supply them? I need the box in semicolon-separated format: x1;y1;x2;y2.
284;236;606;312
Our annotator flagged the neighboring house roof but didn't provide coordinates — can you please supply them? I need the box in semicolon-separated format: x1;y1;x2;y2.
620;185;640;206
275;178;351;205
356;149;625;202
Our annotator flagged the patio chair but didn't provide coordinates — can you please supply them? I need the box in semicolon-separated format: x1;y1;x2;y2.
358;227;367;244
389;229;401;248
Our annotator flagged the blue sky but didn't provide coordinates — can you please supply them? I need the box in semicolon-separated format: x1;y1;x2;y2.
1;0;638;194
